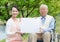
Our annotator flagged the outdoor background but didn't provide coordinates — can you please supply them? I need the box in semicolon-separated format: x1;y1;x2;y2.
0;0;60;42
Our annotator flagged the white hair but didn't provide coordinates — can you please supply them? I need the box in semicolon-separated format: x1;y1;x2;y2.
40;4;48;9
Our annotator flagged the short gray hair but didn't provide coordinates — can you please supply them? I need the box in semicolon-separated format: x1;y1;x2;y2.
40;4;48;9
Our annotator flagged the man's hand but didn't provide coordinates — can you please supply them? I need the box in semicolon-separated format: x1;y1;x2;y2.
39;28;44;33
37;28;43;35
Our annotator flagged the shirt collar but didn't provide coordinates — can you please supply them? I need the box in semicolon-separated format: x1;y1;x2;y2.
41;15;47;19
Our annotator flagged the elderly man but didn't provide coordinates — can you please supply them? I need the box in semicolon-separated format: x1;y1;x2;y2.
29;4;55;42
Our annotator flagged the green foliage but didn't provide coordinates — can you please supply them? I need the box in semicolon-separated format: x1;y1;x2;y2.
0;0;60;21
0;39;5;42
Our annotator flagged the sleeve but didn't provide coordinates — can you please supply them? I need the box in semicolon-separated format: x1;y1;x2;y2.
5;20;15;35
43;17;55;32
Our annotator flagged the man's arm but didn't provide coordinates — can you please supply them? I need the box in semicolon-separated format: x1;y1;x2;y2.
43;17;55;32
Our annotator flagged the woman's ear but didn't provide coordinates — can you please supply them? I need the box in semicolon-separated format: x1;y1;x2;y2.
18;11;19;14
9;11;12;15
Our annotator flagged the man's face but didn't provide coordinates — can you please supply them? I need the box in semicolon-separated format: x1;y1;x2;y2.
39;6;48;17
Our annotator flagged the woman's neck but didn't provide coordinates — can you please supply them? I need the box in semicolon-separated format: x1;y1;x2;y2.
12;16;16;19
11;16;17;22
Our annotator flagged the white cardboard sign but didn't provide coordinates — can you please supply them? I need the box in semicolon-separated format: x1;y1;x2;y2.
20;18;40;33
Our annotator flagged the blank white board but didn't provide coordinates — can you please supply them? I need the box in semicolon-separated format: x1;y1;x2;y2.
20;18;40;33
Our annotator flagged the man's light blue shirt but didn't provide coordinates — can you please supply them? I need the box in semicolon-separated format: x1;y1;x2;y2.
41;16;55;32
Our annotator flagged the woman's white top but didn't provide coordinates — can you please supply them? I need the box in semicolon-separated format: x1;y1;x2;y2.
5;18;21;42
6;18;20;34
6;18;20;35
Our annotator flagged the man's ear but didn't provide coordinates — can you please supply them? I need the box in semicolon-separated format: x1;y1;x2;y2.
47;9;48;13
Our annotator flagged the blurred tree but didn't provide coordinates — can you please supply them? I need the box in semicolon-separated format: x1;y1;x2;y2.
0;0;60;21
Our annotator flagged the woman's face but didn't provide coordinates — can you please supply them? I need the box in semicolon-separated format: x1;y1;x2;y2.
11;7;19;18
